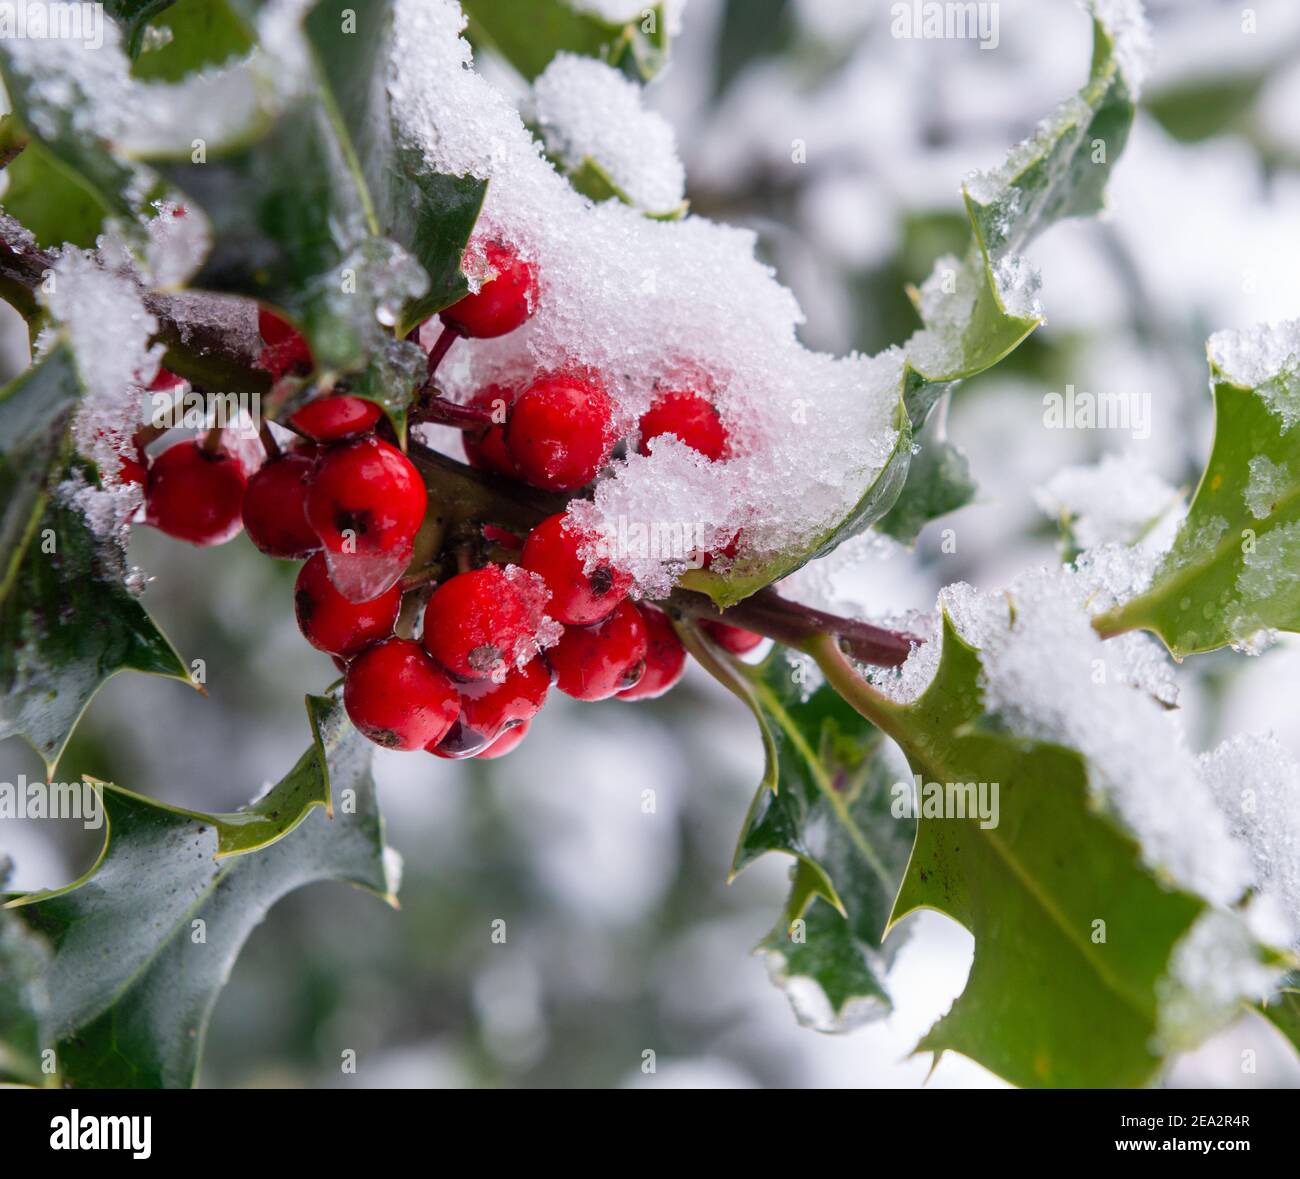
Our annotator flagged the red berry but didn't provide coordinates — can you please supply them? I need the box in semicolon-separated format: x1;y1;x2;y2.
119;448;148;488
482;524;525;550
478;719;531;759
242;451;319;558
550;601;648;701
294;552;400;659
95;427;147;488
428;657;549;758
618;606;686;701
422;564;547;682
259;308;297;345
461;384;517;477
290;396;383;442
505;372;616;491
305;436;426;559
638;389;727;461
440;240;538;339
256;308;313;380
702;619;764;655
148;367;187;393
344;637;460;750
145;437;248;546
697;529;742;570
522;512;631;626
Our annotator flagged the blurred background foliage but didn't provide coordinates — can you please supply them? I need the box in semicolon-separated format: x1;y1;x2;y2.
4;0;1300;1086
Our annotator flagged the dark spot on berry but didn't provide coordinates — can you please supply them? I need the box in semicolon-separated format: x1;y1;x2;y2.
334;508;369;537
295;589;314;622
588;564;614;597
371;727;402;749
620;659;646;690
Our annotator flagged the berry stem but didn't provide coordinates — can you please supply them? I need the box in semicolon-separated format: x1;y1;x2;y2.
259;422;281;460
410;392;495;430
134;423;169;448
399;566;440;592
805;630;909;744
672;587;919;668
202;424;226;455
426;324;459;377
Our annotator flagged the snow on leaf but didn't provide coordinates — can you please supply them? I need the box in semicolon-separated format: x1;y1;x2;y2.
532;52;686;216
1096;319;1300;655
862;614;1274;1087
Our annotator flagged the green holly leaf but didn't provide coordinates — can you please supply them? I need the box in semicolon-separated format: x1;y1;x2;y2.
1096;329;1300;656
104;1;181;57
757;865;894;1029
0;348;194;775
861;614;1235;1087
0;863;53;1087
683;2;1141;607
876;407;976;545
687;631;913;1030
4;693;397;1089
0;49;148;243
0;488;195;776
0;118;118;252
303;1;488;337
1259;977;1300;1055
463;0;670;83
0;1;269;267
560;155;688;220
0;348;81;595
1144;71;1271;146
128;0;256;82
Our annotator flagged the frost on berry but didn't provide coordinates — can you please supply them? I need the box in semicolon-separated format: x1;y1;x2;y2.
503;563;563;672
567;439;745;598
422;564;559;685
441;239;538;338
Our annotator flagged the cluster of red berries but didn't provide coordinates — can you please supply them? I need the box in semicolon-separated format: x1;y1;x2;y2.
127;240;763;761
